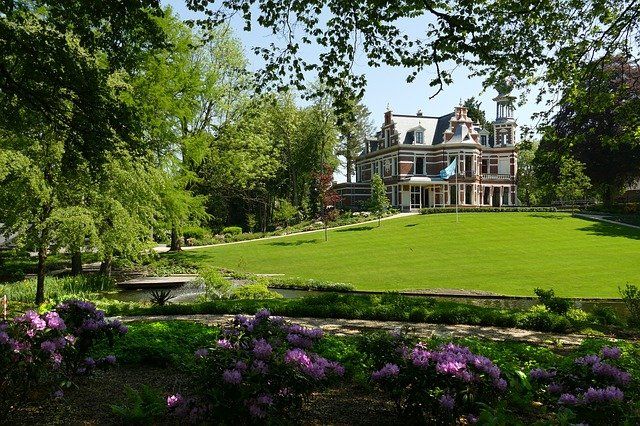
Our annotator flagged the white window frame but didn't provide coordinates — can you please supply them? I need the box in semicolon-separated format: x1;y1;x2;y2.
415;131;424;144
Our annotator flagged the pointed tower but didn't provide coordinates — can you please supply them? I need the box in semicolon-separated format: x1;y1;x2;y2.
492;86;517;146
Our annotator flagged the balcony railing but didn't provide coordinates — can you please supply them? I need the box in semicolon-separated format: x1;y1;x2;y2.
482;174;511;180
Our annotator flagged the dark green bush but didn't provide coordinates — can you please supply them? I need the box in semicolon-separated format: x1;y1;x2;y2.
420;206;557;215
620;284;640;326
534;288;573;315
221;226;242;236
182;225;210;240
591;306;622;326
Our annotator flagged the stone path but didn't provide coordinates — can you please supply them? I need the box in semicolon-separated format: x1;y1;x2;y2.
115;314;597;348
153;212;418;253
575;213;640;230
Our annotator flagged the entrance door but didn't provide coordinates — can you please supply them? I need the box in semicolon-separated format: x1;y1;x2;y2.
492;187;501;207
410;186;421;209
483;187;490;205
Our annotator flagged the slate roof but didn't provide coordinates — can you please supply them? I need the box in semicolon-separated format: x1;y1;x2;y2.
391;113;454;146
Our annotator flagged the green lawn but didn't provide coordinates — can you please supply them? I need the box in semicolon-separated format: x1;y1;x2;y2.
179;213;640;298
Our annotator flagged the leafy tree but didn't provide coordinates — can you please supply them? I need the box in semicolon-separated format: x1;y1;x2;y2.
464;97;491;135
337;101;373;183
0;0;166;303
314;164;341;241
536;56;640;205
516;137;539;206
370;174;390;226
49;207;100;276
555;156;592;211
189;1;640;114
273;199;299;228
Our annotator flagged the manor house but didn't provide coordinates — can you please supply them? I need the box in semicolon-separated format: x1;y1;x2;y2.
335;91;519;211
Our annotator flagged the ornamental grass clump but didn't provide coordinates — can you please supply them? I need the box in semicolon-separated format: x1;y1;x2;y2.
369;332;507;423
0;299;126;410
191;309;344;422
528;345;631;424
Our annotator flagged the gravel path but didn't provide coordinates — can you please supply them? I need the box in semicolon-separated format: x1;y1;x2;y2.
114;314;595;347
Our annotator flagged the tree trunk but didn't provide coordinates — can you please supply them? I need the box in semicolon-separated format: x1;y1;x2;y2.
346;157;353;183
71;251;82;276
170;226;182;251
35;244;47;305
99;256;112;277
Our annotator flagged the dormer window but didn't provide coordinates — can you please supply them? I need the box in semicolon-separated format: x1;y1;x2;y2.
480;135;487;146
415;131;424;144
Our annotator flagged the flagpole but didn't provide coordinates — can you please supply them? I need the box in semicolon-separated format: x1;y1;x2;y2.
455;156;459;223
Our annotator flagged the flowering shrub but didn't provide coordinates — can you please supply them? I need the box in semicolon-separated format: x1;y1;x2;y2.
528;345;632;424
190;309;343;421
368;331;507;422
0;299;126;409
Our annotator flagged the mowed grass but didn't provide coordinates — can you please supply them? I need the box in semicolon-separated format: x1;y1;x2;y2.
179;213;640;298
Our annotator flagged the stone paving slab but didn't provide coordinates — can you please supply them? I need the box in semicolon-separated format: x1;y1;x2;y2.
114;314;600;348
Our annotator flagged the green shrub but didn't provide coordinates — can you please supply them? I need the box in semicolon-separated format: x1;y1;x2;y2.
221;226;242;236
231;283;282;300
591;306;621;326
111;385;167;425
534;288;573;315
565;307;591;324
182;225;210;240
619;284;640;326
264;276;355;292
420;206;557;215
199;267;233;300
517;305;572;332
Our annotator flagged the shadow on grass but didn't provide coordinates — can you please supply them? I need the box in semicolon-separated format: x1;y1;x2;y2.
336;226;375;233
405;223;419;227
577;221;640;240
268;239;320;247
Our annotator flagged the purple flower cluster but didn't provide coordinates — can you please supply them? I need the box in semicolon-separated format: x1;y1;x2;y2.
529;345;631;421
194;309;344;422
371;363;400;380
529;368;557;380
222;368;243;385
601;346;622;360
409;343;505;389
439;394;455;410
1;300;123;405
252;339;273;359
370;336;508;422
283;324;323;350
245;394;274;418
558;386;624;406
284;348;344;380
591;361;631;386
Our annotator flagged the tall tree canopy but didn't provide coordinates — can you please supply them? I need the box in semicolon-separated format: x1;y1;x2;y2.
534;56;640;204
187;0;640;111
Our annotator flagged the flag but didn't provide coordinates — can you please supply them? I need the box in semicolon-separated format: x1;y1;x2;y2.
439;158;457;180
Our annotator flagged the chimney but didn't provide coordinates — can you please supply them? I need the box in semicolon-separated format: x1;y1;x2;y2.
416;109;423;117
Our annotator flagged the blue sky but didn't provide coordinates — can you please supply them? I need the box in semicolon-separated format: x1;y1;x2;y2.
164;1;544;179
